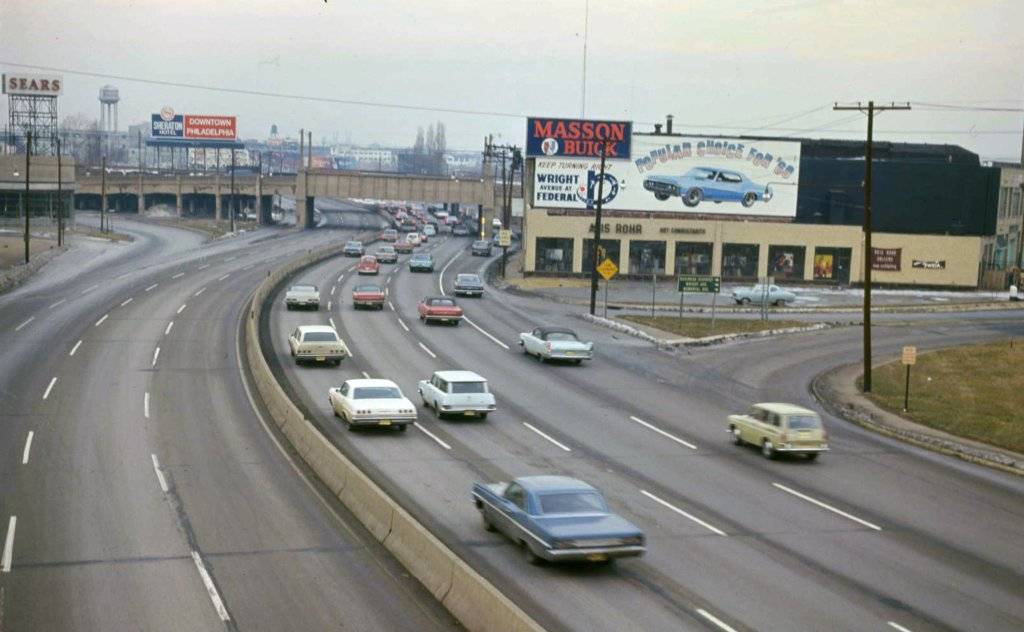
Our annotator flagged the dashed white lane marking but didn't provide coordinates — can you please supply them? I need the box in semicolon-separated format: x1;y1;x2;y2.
217;274;230;281
629;416;698;450
14;317;34;331
94;314;108;327
641;490;727;536
164;321;174;335
150;453;169;493
194;287;206;297
327;301;332;311
81;284;98;294
176;304;187;314
69;340;82;356
171;272;185;279
385;287;390;297
413;422;452;450
329;317;337;330
386;276;392;285
48;299;66;309
418;342;437;358
145;283;158;292
197;264;210;270
144;392;150;419
191;550;231;621
772;483;882;531
331;285;337;295
887;622;914;632
1;516;16;573
696;608;738;632
337;274;344;283
42;377;57;400
120;298;133;307
388;301;395;311
21;432;33;465
397;318;410;332
361;371;371;379
151;347;161;368
436;253;509;350
522;422;571;452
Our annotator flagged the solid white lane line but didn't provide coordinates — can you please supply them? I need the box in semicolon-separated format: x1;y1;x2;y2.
14;317;34;331
463;316;511;350
21;432;33;465
629;416;698;450
329;317;336;329
42;377;57;400
385;287;389;297
144;392;150;419
150;453;169;493
69;340;82;356
413;422;452;450
327;301;332;311
2;516;16;573
388;301;395;311
696;609;738;632
48;299;66;309
171;272;185;279
331;285;337;295
151;347;161;367
145;283;158;292
194;287;206;297
120;297;133;307
887;622;914;632
397;318;410;332
94;314;108;327
165;321;174;335
191;550;231;621
523;422;571;452
438;252;460;294
81;284;98;294
772;483;882;531
418;342;437;358
641;490;727;536
197;264;210;270
176;304;187;314
217;274;230;281
361;371;371;379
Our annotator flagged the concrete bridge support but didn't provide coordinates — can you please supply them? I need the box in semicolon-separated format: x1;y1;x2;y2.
305;197;316;230
175;175;183;217
214;174;222;220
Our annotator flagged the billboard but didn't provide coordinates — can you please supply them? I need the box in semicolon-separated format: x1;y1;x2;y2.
151;108;236;142
526;117;631;159
533;134;801;218
3;74;62;96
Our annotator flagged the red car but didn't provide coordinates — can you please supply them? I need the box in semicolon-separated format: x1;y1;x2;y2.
356;255;380;275
352;284;386;310
417;296;463;325
394;240;415;253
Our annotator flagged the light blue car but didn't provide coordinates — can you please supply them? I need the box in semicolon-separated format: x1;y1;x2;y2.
732;284;796;306
644;167;773;208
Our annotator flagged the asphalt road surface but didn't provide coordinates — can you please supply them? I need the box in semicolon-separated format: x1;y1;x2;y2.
0;214;459;631
266;230;1024;632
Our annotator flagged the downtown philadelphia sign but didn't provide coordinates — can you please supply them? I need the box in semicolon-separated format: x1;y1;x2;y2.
151;107;237;142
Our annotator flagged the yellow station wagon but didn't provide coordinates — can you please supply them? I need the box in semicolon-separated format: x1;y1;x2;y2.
727;403;829;460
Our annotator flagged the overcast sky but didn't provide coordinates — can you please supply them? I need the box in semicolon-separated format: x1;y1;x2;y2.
2;0;1022;160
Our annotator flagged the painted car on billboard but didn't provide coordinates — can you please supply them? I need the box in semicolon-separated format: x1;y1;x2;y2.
642;167;772;208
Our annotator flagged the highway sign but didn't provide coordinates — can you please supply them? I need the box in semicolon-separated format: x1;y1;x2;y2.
902;346;917;365
596;258;618;281
498;229;512;247
677;275;720;293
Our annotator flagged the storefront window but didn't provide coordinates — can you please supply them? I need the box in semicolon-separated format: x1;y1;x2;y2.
582;239;621;272
674;242;713;276
628;240;667;276
767;245;806;281
721;243;759;280
813;247;852;284
535;238;574;273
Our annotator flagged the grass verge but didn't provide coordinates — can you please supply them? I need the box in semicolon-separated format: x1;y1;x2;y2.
620;315;808;338
861;340;1024;454
151;218;258;238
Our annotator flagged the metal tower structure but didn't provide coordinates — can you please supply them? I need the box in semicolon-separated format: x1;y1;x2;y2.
8;92;57;155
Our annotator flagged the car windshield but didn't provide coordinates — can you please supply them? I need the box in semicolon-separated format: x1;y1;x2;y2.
346;241;361;248
474;241;489;247
303;332;337;342
545;332;578;342
354;285;381;293
451;381;486;394
291;285;316;292
788;415;821;429
412;255;430;262
378;248;394;254
430;298;455;307
685;168;716;179
538;492;607;515
457;274;481;284
352;386;402;399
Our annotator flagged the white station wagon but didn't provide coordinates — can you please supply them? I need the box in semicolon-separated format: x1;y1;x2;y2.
417;370;496;419
288;325;350;366
329;379;416;431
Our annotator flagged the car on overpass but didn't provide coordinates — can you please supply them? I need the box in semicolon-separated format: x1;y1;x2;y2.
519;327;593;364
288;325;350;366
343;240;364;257
328;379;416;432
728;402;829;460
417;370;496;419
356;255;380;275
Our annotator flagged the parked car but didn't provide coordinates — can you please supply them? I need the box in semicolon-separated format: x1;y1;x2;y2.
417;370;496;419
409;253;434;272
422;224;437;237
352;284;386;310
284;284;320;310
343;240;364;257
381;228;399;242
732;284;795;306
452;225;470;237
453;273;484;297
472;476;646;564
394;239;415;253
374;245;397;264
728;402;829;460
328;379;416;431
519;327;593;363
356;255;380;275
418;296;463;325
643;167;773;208
405;232;422;247
288;325;350;366
471;240;492;257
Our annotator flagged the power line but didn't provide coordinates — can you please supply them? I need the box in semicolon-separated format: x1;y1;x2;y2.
912;102;1024;113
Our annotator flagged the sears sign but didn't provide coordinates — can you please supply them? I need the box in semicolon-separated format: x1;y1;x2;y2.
3;74;63;97
526;117;631;159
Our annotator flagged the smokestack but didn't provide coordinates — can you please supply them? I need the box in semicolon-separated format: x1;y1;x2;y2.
654;123;663;135
666;114;674;135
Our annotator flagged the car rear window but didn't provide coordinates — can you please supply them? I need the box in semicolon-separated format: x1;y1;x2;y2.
354;285;381;293
538;492;607;515
346;241;361;247
303;332;338;342
431;298;455;307
788;415;821;429
456;274;481;283
545;332;578;342
451;381;486;394
291;285;316;292
353;387;402;399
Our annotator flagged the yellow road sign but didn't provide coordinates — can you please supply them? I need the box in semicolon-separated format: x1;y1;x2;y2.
901;346;917;365
596;258;618;281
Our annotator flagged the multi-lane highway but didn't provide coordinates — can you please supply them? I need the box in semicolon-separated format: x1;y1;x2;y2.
266;230;1024;632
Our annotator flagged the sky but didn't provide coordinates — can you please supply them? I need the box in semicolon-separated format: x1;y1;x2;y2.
2;0;1022;160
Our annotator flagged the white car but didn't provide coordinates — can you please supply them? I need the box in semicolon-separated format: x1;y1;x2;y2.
328;379;416;431
519;327;594;364
422;224;437;237
288;325;350;366
285;284;320;310
417;370;496;419
406;232;422;247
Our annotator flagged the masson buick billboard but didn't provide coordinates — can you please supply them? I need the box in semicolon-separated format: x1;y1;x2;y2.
533;134;801;218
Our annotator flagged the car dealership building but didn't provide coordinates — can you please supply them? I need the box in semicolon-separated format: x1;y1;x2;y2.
520;120;1000;288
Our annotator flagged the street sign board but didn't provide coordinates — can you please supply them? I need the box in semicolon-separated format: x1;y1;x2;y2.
498;229;511;247
902;346;917;365
596;258;618;281
677;275;720;293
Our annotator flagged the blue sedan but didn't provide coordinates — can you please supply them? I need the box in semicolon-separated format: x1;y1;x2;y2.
644;167;773;208
472;475;645;564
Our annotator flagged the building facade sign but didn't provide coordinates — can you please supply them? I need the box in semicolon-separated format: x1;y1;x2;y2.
912;259;946;270
871;247;902;271
533;134;801;217
526;118;632;159
3;74;63;96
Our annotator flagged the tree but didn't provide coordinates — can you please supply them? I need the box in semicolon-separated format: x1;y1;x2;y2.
426;124;436;153
413;127;425;154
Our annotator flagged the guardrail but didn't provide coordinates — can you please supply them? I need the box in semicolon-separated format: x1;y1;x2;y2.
241;239;544;632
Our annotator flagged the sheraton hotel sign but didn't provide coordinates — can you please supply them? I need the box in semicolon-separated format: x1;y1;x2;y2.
151;107;237;142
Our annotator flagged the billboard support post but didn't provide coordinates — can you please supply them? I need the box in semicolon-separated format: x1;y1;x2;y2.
588;143;608;316
23;131;31;264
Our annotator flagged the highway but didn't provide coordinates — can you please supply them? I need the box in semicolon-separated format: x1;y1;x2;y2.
0;214;458;631
265;229;1024;632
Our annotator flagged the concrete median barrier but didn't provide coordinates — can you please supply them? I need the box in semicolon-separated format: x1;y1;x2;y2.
384;506;455;600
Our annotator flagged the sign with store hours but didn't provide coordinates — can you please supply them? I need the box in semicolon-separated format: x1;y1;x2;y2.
902;346;917;365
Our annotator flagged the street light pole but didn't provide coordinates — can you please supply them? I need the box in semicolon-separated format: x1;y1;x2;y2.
57;136;63;247
24;130;32;264
588;143;608;316
230;148;236;233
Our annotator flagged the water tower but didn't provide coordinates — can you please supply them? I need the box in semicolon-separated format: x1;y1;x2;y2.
98;85;119;133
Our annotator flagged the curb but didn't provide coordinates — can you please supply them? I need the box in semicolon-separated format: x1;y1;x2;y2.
0;243;69;295
581;313;840;348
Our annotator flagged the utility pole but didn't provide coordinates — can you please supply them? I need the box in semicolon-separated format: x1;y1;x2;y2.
57;137;63;247
834;101;910;392
229;148;236;233
101;155;107;233
588;142;609;316
24;130;32;264
138;130;144;215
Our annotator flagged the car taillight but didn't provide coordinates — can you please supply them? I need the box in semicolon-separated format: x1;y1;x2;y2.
546;342;552;353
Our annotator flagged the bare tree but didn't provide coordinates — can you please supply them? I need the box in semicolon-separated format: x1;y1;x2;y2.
413;127;425;154
435;122;446;153
426;124;436;153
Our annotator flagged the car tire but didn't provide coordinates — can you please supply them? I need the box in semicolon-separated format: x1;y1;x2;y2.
775;299;785;307
482;512;497;532
398;424;407;432
683;188;703;207
740;297;751;305
731;426;743;445
453;320;460;327
654;193;670;201
523;542;543;566
478;412;488;420
762;440;776;460
285;304;292;311
572;359;582;365
805;453;819;461
742;192;757;208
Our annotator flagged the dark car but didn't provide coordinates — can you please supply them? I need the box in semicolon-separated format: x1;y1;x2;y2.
408;253;434;272
454;273;484;297
471;240;492;257
342;240;364;257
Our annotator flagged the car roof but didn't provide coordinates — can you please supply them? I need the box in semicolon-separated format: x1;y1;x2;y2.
296;325;337;333
534;326;576;336
344;378;400;389
433;370;486;382
753;402;818;416
515;476;596;493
